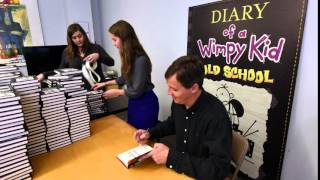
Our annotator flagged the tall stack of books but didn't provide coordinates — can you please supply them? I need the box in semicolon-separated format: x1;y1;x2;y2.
0;65;21;86
10;76;47;157
52;68;90;142
0;88;33;179
40;88;71;151
87;90;107;117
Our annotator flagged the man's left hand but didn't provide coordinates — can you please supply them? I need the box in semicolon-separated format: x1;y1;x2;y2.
150;143;169;165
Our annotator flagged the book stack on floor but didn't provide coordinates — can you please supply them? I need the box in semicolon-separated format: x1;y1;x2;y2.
87;90;107;117
10;76;47;157
0;88;33;179
40;87;71;151
0;65;21;86
51;68;90;142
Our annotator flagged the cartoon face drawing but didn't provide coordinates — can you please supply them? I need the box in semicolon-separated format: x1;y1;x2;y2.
204;79;271;179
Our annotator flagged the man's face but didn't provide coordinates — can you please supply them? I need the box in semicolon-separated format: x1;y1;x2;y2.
167;74;193;105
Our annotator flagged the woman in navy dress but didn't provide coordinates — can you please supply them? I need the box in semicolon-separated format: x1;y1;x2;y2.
93;20;159;129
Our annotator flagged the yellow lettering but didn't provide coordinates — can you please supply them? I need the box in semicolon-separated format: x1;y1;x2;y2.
255;2;270;19
238;69;248;81
242;5;253;20
248;69;255;81
264;70;274;83
228;7;240;22
222;9;227;22
211;10;221;24
255;71;264;83
204;64;221;75
210;1;270;24
223;65;232;78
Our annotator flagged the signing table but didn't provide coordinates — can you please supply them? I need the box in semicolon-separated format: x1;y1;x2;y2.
30;115;191;180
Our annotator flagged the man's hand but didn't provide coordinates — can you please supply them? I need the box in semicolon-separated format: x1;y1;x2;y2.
149;143;169;165
134;129;150;144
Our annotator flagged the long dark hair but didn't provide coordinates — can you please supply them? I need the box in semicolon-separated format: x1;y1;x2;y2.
109;20;151;80
66;23;91;62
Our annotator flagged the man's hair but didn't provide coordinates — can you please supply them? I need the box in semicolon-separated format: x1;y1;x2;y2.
165;55;205;88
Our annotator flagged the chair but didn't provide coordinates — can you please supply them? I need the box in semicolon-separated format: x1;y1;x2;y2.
225;131;249;180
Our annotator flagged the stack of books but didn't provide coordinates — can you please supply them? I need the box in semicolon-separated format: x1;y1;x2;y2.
40;88;71;151
87;90;107;116
0;89;33;179
49;69;91;142
10;76;47;157
66;94;90;142
54;68;82;77
0;65;21;86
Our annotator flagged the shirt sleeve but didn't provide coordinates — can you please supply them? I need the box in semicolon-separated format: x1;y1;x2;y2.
95;44;114;66
123;56;149;98
115;76;126;86
166;110;232;180
59;49;69;69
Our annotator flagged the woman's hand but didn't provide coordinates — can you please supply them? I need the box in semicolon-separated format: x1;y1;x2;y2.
92;82;106;90
102;89;124;98
83;53;99;63
36;73;45;81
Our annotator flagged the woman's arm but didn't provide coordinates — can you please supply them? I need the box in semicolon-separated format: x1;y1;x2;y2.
123;56;149;98
95;44;114;66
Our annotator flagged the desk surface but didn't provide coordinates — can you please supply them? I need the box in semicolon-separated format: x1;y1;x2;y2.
30;115;191;180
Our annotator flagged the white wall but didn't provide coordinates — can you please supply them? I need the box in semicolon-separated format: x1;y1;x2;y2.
95;0;318;180
97;0;218;121
281;0;318;179
37;0;94;45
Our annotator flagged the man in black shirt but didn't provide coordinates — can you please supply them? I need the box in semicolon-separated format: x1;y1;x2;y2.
134;55;232;180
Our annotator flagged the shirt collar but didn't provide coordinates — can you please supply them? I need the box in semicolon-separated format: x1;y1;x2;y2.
187;90;207;113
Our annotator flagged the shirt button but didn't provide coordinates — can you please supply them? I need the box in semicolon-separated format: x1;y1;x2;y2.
184;140;187;143
184;129;187;132
192;112;194;115
182;151;185;154
185;117;189;120
169;165;173;169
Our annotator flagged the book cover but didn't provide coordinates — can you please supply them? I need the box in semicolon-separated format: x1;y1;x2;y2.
0;91;20;103
117;144;153;168
54;68;82;76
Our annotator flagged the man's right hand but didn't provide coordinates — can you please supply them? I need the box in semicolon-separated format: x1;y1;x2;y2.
134;129;150;144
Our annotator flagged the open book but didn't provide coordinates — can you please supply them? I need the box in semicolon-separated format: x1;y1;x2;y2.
117;144;153;168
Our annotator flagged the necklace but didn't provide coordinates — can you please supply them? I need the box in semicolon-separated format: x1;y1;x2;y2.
79;50;85;57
